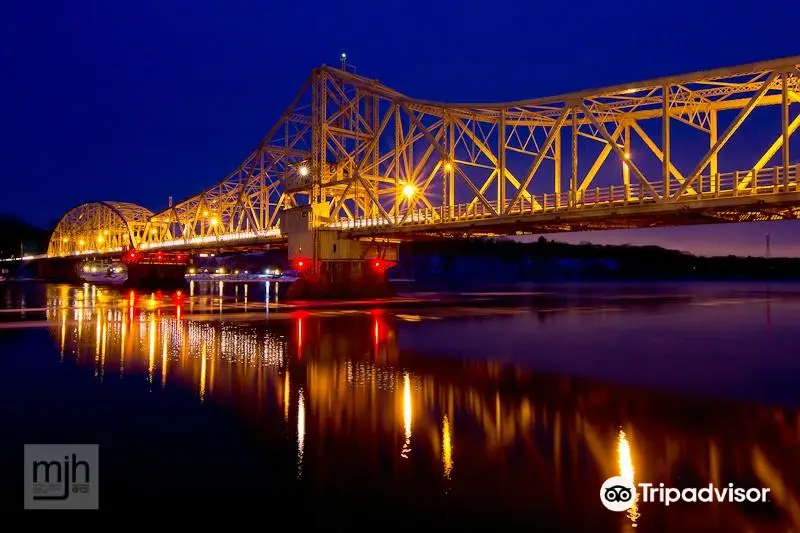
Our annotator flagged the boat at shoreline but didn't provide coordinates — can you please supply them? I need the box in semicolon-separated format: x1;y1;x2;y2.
185;272;299;283
186;266;298;283
78;260;128;286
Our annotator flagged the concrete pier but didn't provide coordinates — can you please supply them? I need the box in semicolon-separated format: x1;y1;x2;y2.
282;205;399;300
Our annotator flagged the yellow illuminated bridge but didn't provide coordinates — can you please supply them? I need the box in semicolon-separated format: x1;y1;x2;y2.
30;55;800;260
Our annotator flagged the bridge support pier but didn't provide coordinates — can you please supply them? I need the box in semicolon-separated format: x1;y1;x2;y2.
282;206;398;300
287;259;395;300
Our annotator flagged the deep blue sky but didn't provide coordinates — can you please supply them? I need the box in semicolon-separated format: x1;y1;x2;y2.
1;0;797;256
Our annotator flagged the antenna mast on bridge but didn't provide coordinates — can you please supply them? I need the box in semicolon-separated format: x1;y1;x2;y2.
339;52;355;73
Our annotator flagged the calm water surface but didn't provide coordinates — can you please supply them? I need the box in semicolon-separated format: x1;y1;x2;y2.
2;281;800;531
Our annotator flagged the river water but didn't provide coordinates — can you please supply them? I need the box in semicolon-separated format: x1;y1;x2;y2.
2;281;799;530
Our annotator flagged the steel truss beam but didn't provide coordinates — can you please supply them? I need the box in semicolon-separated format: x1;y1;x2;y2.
48;202;154;257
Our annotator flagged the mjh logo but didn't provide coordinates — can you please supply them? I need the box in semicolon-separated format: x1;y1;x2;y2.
24;444;99;510
600;475;637;512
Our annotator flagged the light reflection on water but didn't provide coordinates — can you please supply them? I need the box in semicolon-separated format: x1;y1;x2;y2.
619;429;641;528
3;282;800;530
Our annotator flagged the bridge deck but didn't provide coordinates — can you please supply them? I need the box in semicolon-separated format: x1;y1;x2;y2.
336;164;800;236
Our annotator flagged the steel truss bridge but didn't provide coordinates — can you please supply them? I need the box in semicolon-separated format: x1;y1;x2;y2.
46;55;800;259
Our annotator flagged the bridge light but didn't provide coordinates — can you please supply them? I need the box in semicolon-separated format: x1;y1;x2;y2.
210;217;219;227
62;237;69;243
443;161;453;172
624;152;631;160
369;258;395;273
78;239;85;246
96;236;104;243
298;165;310;177
103;230;109;235
151;229;157;235
292;257;310;272
402;183;417;199
203;210;209;217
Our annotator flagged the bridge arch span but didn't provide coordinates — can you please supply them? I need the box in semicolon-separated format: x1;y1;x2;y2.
48;201;154;257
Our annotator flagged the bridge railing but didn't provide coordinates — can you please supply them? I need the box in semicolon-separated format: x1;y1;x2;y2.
137;228;283;251
328;163;800;230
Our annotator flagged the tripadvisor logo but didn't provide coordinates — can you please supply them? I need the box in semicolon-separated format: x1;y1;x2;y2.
600;476;771;511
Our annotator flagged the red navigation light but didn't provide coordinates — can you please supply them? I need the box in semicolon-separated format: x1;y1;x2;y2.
369;258;395;273
292;256;311;272
125;250;139;263
176;290;182;297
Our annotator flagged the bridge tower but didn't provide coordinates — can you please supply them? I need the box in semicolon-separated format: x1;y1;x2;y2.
274;64;404;299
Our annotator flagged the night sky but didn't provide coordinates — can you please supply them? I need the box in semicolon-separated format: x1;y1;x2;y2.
1;0;797;256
